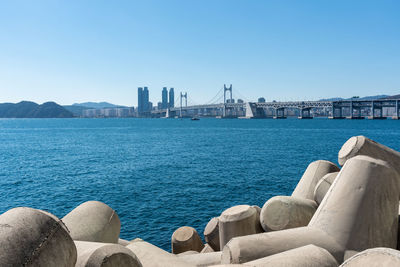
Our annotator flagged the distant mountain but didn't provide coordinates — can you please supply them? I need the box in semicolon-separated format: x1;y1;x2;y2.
0;101;74;118
72;102;127;109
319;97;344;101
382;94;400;100
320;95;390;101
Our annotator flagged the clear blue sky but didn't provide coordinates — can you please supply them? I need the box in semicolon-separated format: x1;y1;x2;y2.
0;0;399;106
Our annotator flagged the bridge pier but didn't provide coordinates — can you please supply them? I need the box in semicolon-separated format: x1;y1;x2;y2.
329;104;345;119
368;101;386;119
393;100;400;119
273;107;286;119
240;103;268;119
298;107;313;119
346;101;364;119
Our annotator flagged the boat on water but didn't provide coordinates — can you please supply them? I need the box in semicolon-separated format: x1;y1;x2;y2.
191;117;200;121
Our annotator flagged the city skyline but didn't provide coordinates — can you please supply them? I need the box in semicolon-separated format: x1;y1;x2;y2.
0;1;399;106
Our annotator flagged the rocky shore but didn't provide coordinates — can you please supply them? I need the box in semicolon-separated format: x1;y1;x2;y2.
1;135;400;266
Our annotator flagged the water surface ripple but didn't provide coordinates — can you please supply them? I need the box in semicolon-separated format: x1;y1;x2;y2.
0;118;399;250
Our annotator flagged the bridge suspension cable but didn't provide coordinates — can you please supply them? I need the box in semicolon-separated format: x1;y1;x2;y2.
214;94;224;104
233;87;250;103
187;95;199;106
205;87;224;104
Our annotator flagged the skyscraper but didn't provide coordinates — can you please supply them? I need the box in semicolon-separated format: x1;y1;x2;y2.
137;87;143;114
143;87;149;112
169;88;175;108
162;87;168;109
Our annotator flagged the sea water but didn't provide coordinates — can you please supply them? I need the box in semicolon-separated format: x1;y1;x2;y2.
0;118;399;250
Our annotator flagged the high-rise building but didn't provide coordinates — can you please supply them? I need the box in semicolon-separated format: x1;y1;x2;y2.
137;87;143;114
143;87;150;112
258;97;266;103
169;88;175;108
162;87;168;109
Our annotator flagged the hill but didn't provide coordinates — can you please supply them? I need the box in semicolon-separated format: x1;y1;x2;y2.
72;102;126;109
0;101;74;118
320;95;390;101
382;94;400;100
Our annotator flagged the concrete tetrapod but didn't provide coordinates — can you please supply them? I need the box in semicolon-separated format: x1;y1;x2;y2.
118;238;131;246
292;160;340;200
126;238;195;267
221;156;400;264
219;205;262;249
178;251;199;256
339;247;400;267
204;217;220;251
338;136;400;173
313;172;339;205
63;201;121;243
178;251;222;266
260;196;317;232
244;244;338;267
251;205;264;233
0;207;77;267
201;243;215;253
75;241;142;267
172;226;204;254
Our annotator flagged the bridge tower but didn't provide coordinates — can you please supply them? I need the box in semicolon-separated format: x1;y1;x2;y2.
223;84;233;104
223;84;233;117
180;92;187;118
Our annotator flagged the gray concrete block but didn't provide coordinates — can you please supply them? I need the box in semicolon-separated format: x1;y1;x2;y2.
309;156;400;256
178;250;199;255
204;217;220;251
292;160;340;200
313;172;339;205
172;226;204;254
201;243;215;253
260;196;317;231
221;227;342;264
251;205;264;233
63;201;121;244
338;136;400;174
0;207;77;267
179;251;222;266
118;238;131;246
222;156;400;264
219;205;262;249
244;244;338;267
75;240;142;267
126;238;195;267
339;247;400;266
209;265;243;267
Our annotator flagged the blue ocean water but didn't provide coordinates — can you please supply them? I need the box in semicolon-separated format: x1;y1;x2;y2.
0;118;399;250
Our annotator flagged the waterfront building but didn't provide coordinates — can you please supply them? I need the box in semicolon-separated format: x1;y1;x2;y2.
82;107;134;118
137;87;143;113
162;87;168;109
143;87;150;112
237;99;244;103
157;102;162;110
169;88;175;108
258;97;266;103
226;99;235;103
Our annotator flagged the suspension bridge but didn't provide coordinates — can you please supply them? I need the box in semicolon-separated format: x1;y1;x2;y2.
151;85;400;120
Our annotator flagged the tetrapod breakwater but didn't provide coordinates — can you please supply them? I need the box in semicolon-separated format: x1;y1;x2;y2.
1;136;400;266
